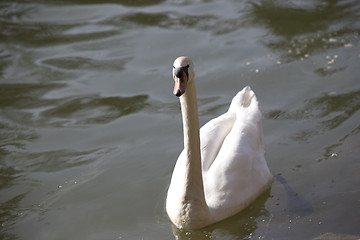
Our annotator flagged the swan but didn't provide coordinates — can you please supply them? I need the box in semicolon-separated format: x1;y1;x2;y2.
166;56;273;229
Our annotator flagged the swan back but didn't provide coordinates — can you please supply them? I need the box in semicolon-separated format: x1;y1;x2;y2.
201;86;272;222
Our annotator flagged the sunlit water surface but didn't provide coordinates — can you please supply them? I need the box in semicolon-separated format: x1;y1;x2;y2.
1;0;360;239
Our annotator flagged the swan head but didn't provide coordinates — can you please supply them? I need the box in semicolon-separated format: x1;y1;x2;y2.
172;56;194;97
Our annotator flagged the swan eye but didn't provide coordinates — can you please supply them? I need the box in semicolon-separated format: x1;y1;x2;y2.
173;64;190;81
183;65;189;79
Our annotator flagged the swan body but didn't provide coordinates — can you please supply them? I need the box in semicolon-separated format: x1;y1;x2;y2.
166;56;273;229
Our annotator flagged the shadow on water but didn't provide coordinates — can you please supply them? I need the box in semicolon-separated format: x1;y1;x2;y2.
274;175;313;217
171;190;272;240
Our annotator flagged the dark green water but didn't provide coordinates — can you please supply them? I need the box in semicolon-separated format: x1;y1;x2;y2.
1;0;359;239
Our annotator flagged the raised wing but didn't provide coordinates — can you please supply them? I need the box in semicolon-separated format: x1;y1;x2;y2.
200;112;235;171
203;87;272;220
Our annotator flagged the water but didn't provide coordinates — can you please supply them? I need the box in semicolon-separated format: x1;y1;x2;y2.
1;0;359;239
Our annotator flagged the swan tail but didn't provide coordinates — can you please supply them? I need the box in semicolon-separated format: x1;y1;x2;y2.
229;86;254;110
228;86;261;121
228;86;264;148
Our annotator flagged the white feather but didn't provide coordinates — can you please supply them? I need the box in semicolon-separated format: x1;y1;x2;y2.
166;57;273;229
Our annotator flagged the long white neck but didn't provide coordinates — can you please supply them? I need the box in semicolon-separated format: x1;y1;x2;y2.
177;80;209;228
180;80;202;194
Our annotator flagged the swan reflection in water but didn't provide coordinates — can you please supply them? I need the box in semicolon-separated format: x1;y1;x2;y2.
171;176;314;240
171;189;272;240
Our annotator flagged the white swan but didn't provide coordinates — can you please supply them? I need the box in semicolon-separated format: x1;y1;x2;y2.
166;56;273;229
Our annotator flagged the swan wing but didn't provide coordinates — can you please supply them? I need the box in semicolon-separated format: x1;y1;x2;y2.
204;86;273;220
199;112;235;171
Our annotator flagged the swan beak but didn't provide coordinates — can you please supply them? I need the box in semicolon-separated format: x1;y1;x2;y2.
173;74;187;97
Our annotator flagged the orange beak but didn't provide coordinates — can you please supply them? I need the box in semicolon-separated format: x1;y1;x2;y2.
173;74;187;97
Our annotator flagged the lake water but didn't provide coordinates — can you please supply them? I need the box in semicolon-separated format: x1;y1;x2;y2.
1;0;359;239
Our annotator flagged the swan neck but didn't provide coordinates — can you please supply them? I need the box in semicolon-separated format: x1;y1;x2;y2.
179;81;208;217
180;82;200;160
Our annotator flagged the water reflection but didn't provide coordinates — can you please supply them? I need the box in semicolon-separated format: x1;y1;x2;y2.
41;56;130;72
41;94;149;126
0;164;21;189
0;121;38;152
321;124;360;162
250;0;360;61
59;0;165;6
172;190;271;240
267;89;360;165
0;83;62;109
17;149;104;172
251;0;359;37
0;0;359;238
0;83;149;126
267;89;360;139
0;2;120;47
0;193;26;240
